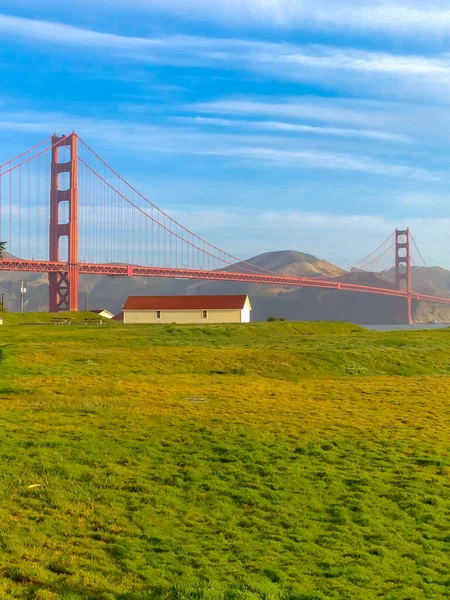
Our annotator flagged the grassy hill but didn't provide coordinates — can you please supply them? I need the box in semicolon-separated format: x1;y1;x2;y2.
0;321;450;598
0;311;114;325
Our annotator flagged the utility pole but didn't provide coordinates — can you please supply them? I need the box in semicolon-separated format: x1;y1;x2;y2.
20;280;26;313
1;293;6;312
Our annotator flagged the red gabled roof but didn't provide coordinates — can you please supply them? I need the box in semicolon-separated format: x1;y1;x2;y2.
123;295;249;311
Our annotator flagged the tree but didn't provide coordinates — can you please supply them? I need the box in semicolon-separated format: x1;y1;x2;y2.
0;242;6;260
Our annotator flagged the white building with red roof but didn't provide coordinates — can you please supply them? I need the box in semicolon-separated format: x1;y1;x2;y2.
122;295;252;325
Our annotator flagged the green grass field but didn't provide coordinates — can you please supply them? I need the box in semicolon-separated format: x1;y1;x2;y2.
1;315;450;599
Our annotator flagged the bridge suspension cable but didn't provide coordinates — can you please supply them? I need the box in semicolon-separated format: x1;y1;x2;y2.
0;136;69;178
0;135;53;170
349;231;396;273
76;135;289;277
410;232;428;268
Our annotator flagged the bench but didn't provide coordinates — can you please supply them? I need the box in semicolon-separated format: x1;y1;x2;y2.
80;319;104;325
51;318;72;325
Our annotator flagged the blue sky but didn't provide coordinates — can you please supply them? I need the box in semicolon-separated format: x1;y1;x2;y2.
1;0;450;267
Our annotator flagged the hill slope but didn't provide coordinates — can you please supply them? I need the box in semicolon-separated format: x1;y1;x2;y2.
228;250;344;278
384;265;450;296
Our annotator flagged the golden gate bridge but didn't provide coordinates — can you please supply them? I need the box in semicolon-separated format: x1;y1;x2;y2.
0;132;448;324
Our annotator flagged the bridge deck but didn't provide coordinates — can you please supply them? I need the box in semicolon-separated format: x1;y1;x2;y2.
2;259;450;306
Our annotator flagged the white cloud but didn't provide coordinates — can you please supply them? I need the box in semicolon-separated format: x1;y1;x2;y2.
175;116;411;143
82;0;450;38
2;13;450;97
140;202;450;268
0;109;435;180
187;95;450;152
189;97;393;128
219;147;440;181
398;192;450;209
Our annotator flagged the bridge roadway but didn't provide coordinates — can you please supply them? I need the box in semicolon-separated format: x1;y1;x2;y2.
2;258;450;307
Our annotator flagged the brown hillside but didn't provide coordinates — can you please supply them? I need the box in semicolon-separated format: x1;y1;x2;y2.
228;250;344;278
383;266;450;297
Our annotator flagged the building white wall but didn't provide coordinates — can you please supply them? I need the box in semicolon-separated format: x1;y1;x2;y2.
124;308;245;324
241;303;251;323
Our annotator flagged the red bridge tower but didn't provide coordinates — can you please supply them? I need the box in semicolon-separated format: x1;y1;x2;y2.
395;228;413;325
49;133;79;312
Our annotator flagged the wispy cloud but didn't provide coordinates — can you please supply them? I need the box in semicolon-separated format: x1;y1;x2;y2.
189;97;394;128
217;147;440;182
151;84;188;93
398;192;450;209
2;13;450;99
0;108;436;181
175;116;411;143
90;0;450;38
6;0;450;38
143;202;450;268
187;95;450;153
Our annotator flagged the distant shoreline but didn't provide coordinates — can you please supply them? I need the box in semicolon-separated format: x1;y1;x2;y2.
364;323;450;331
